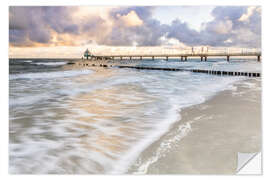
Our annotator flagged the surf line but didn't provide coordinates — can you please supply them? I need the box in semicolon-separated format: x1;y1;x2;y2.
76;63;261;77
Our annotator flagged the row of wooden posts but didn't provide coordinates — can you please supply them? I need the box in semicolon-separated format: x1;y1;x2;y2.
77;63;261;77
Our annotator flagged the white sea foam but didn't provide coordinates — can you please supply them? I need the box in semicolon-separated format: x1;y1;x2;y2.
32;62;67;66
9;93;50;107
134;122;192;174
9;69;92;80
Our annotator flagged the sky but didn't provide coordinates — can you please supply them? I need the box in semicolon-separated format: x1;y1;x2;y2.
152;6;215;31
9;6;261;58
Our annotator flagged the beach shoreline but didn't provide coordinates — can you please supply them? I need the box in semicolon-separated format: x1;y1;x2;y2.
72;61;262;174
9;59;261;174
128;78;261;174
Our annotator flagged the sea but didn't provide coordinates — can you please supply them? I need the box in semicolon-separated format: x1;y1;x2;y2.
9;58;261;174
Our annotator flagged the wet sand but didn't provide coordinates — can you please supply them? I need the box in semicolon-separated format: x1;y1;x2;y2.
129;78;261;174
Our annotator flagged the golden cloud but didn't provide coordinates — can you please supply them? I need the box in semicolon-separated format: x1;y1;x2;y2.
117;10;143;27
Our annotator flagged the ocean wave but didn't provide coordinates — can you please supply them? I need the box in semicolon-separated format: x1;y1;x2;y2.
9;69;93;80
31;62;67;66
23;60;33;63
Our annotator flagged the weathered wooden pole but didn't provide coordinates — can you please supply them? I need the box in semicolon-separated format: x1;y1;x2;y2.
120;56;123;60
130;56;132;60
201;56;203;61
181;56;183;61
152;56;154;60
140;56;142;60
227;56;230;62
204;56;207;61
185;56;187;61
258;55;261;62
166;56;168;61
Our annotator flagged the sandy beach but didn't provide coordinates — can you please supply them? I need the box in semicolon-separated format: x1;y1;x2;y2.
129;78;261;174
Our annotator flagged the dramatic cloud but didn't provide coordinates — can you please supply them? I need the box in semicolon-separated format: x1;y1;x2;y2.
167;6;261;47
9;6;78;46
117;10;143;27
9;6;261;48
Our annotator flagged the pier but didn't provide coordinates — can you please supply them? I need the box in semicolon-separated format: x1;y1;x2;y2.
92;52;261;62
82;47;261;62
77;48;262;77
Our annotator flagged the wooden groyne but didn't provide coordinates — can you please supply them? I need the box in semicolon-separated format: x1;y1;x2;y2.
76;63;261;77
117;65;261;77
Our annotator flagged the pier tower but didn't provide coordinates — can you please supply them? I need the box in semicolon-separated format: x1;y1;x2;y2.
84;48;91;59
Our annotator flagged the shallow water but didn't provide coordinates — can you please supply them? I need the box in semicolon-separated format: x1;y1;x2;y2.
9;58;261;174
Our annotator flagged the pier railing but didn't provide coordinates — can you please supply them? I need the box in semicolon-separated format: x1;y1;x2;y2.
86;48;261;62
93;48;261;57
94;51;261;57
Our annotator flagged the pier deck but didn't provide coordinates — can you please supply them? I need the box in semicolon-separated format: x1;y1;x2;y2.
92;52;261;62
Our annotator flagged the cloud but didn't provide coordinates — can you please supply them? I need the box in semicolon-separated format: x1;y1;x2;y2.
94;6;168;46
117;10;143;27
239;6;257;22
9;6;261;48
9;6;78;46
167;6;261;48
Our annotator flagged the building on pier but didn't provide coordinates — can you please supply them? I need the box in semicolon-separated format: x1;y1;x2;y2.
83;48;92;60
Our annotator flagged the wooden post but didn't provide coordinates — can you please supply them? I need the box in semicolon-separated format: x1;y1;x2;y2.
130;56;132;60
205;56;207;61
166;56;168;61
140;56;142;60
152;56;154;60
201;56;203;61
120;56;123;60
258;55;261;62
185;56;187;61
181;57;183;61
227;56;230;62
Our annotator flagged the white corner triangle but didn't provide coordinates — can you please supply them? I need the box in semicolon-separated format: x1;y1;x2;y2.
237;152;262;174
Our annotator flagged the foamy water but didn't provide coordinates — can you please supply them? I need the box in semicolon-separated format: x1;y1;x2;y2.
31;62;68;66
9;58;261;174
9;69;92;80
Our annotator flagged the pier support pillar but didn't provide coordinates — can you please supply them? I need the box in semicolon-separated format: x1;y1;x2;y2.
204;56;207;61
130;56;132;60
140;56;142;60
166;56;168;61
181;57;183;61
258;55;261;62
185;56;187;61
201;56;203;61
227;56;230;62
120;56;123;60
152;56;154;60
